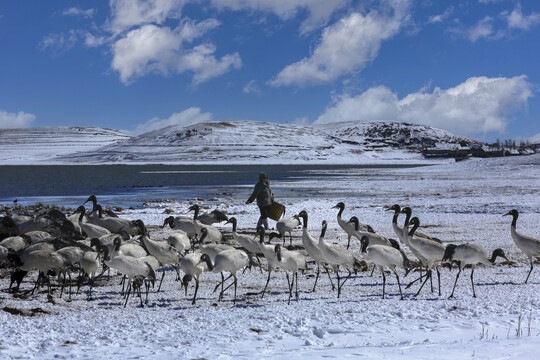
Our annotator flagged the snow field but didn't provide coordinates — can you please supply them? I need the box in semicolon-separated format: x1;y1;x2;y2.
1;155;540;359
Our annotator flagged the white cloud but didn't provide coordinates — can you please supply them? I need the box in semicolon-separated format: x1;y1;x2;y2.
132;107;213;135
293;116;309;125
107;0;187;34
39;30;82;53
0;110;36;128
210;0;350;35
427;7;453;24
111;20;241;85
315;75;533;137
62;7;97;19
84;33;108;47
269;0;411;87
528;133;540;144
503;3;540;31
243;80;260;94
450;16;494;42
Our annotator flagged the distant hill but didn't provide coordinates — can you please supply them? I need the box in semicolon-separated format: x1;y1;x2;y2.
0;126;131;164
58;120;478;164
0;121;481;164
317;121;479;150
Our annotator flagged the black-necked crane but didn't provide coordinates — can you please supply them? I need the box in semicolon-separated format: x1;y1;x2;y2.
443;243;508;298
361;236;410;299
102;246;156;307
399;207;441;242
180;252;213;305
166;232;191;254
318;220;363;298
89;205;138;235
274;216;301;246
83;195;118;217
405;217;446;297
333;202;374;249
348;216;399;249
386;204;407;243
162;215;198;243
225;217;262;271
77;238;103;300
256;226;280;298
274;244;307;304
198;228;233;262
134;219;182;292
297;210;335;292
74;206;111;239
209;248;253;305
198;209;229;226
391;206;432;283
11;249;72;298
349;215;400;276
503;209;540;283
111;237;147;259
189;204;224;243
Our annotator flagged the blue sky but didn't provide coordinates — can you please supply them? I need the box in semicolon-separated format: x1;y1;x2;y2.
0;0;539;142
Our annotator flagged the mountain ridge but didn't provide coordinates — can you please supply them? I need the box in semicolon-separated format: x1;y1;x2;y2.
0;121;479;164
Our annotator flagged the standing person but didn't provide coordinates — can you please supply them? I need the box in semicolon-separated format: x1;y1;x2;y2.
246;172;273;230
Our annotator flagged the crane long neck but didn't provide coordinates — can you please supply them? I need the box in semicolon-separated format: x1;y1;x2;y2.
231;218;237;232
302;214;308;229
361;239;368;253
336;205;344;218
403;210;411;228
199;231;207;243
408;222;419;237
204;257;214;271
320;225;327;239
392;210;399;225
511;213;518;228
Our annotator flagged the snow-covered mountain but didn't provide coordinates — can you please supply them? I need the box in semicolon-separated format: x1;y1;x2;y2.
0;121;479;164
0;126;131;164
317;121;478;150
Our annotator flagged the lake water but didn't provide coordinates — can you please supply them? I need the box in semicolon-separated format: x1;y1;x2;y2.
0;164;424;208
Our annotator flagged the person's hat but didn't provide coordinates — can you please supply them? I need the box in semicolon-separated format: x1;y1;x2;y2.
259;172;268;179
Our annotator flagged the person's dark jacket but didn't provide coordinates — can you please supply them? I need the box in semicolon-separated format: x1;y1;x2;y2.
247;181;273;207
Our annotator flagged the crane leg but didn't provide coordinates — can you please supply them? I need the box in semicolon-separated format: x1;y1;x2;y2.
323;264;336;291
449;268;461;299
415;269;431;297
191;279;199;305
395;271;403;300
261;270;271;298
525;260;534;284
382;271;386;299
157;267;166;292
470;268;476;298
286;273;292;305
437;267;441;296
312;266;320;292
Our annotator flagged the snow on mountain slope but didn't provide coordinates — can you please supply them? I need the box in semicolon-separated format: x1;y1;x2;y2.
58;121;440;164
0;121;479;165
0;127;131;164
317;121;479;150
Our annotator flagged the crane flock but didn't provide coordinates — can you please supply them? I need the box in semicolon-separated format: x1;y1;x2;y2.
0;195;538;308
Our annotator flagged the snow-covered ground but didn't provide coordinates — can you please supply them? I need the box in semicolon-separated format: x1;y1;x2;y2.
1;155;540;359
